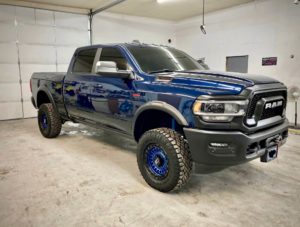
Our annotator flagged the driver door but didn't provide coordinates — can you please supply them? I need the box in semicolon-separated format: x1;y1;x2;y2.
89;47;136;134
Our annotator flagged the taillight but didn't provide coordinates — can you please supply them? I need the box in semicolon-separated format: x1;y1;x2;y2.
30;79;32;92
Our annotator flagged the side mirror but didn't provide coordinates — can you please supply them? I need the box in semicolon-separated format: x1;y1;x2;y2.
95;61;134;79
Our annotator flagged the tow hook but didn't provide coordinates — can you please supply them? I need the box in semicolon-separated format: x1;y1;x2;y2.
275;135;283;146
266;134;281;147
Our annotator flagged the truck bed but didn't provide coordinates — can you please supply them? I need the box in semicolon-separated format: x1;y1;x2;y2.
31;72;66;82
31;72;68;119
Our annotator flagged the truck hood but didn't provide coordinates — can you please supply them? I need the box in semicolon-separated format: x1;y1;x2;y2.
154;70;281;95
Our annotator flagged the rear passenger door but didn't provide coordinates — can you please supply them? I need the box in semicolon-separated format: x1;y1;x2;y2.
63;48;98;121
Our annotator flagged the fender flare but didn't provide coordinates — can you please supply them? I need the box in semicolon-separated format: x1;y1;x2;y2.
36;86;58;111
132;101;189;136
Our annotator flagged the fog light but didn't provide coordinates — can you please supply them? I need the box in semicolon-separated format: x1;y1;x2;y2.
209;143;229;148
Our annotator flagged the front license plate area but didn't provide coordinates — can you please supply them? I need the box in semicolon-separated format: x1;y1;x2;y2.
261;145;278;162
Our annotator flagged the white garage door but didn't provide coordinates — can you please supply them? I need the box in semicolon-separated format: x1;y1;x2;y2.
0;5;89;120
0;6;22;120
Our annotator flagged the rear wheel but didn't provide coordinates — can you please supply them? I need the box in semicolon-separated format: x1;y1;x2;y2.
38;103;62;138
137;128;192;192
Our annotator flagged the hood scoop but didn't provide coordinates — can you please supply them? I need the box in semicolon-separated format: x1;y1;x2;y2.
155;75;174;83
187;70;280;85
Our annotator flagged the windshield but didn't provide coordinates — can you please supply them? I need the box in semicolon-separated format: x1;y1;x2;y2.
126;45;205;74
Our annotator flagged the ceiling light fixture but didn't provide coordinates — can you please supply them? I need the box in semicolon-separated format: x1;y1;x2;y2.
156;0;174;4
200;0;207;34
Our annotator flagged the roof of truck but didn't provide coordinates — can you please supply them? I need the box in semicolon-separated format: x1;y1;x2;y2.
76;42;172;51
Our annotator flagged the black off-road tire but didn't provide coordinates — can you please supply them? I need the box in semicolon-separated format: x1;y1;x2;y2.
38;103;62;138
137;128;193;192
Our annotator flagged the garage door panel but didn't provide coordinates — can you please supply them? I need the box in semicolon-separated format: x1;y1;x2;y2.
16;7;35;24
0;5;15;23
21;82;31;101
55;12;87;30
0;64;20;83
0;23;16;42
36;10;54;26
19;44;56;64
0;83;22;102
23;101;37;118
20;64;56;82
56;28;88;46
0;102;23;120
57;64;69;72
0;6;88;120
0;43;18;64
56;46;76;64
18;24;55;45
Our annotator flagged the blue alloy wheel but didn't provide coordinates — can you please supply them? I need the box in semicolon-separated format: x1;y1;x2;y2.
146;145;168;177
137;128;193;192
40;113;48;129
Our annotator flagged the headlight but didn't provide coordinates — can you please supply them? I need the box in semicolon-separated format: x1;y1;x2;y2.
193;100;248;122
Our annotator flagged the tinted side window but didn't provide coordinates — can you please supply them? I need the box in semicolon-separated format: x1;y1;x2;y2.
73;49;97;73
127;46;203;73
100;47;128;70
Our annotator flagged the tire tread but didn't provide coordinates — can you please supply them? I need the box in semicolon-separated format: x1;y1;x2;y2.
38;103;62;138
138;128;192;192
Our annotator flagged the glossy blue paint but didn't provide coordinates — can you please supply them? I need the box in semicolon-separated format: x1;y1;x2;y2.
146;145;168;177
32;43;281;137
119;100;134;114
170;77;244;93
63;44;266;131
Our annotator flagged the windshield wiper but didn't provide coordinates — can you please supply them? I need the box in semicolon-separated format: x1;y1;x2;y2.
149;69;177;74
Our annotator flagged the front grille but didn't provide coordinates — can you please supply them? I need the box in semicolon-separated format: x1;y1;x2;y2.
245;90;287;125
261;103;284;120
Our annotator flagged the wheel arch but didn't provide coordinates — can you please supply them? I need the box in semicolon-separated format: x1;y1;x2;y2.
132;101;189;142
36;87;58;111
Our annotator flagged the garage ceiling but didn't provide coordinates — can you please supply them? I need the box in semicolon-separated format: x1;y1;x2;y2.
108;0;254;21
0;0;254;21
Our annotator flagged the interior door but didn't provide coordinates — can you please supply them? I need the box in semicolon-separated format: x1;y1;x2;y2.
63;48;98;121
89;47;135;133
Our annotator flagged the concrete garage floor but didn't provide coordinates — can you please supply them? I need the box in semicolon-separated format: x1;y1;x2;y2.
0;119;299;227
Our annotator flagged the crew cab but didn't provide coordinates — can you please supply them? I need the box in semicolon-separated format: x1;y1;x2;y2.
31;43;288;192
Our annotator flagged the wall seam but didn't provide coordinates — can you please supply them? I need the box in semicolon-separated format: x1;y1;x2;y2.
14;6;25;118
53;11;58;72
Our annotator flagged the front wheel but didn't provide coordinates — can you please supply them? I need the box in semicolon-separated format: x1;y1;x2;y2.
137;128;192;192
38;103;62;138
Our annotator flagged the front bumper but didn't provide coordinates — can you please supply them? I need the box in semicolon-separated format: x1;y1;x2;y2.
184;119;289;166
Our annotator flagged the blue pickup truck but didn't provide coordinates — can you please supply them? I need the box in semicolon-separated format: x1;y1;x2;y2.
31;43;288;192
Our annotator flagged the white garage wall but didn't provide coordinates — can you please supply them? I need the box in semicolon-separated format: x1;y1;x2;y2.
92;12;176;46
175;0;300;123
0;5;89;120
